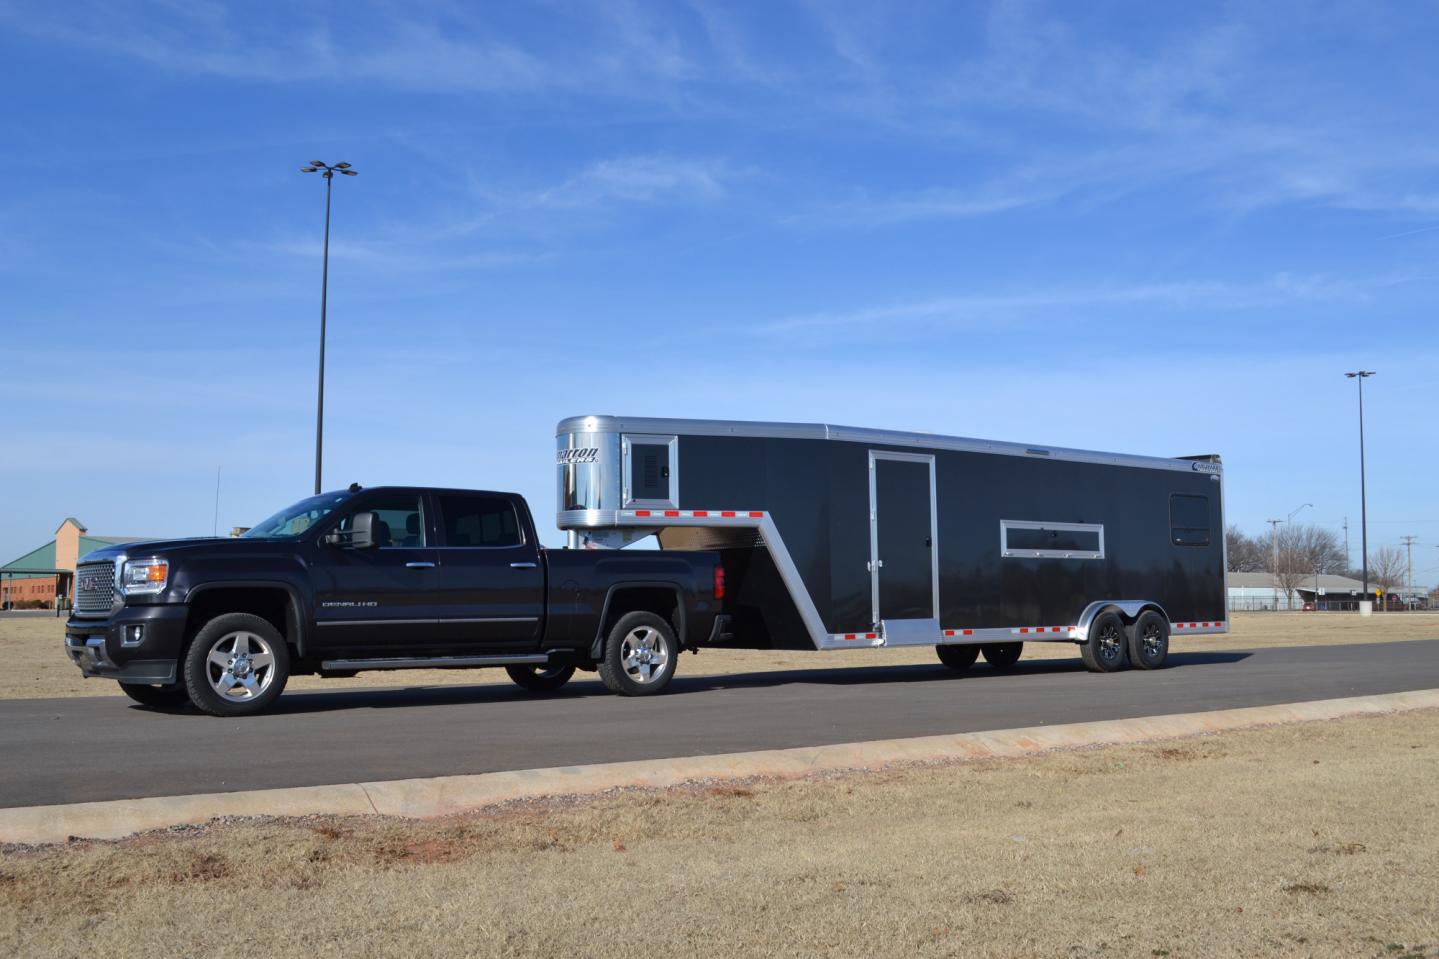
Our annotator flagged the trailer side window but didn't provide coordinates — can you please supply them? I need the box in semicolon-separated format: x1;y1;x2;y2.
1170;494;1210;547
1000;520;1104;559
622;434;678;508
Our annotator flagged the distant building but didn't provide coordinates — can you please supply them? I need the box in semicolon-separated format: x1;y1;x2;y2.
1;519;146;610
1227;571;1372;611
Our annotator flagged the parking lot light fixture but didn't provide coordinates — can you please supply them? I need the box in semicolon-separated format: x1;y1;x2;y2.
1344;371;1376;609
300;161;359;494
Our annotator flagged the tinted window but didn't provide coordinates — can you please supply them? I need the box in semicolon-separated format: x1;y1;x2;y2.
1006;527;1101;552
631;443;671;501
1170;494;1210;546
337;494;426;548
441;495;522;547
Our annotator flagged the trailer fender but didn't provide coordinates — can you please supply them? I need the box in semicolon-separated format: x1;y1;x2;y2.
1075;600;1169;643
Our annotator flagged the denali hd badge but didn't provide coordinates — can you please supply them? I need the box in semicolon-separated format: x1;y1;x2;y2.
557;448;599;465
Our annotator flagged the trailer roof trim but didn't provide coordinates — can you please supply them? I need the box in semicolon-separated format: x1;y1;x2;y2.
557;415;1220;474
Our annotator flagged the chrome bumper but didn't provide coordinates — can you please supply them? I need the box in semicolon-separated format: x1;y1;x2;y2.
65;635;116;674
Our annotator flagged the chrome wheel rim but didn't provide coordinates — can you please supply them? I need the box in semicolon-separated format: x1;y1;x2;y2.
619;626;670;685
205;631;277;701
1141;623;1164;658
1097;623;1123;662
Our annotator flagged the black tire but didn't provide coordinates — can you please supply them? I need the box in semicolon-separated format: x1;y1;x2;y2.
183;613;290;717
1127;611;1170;670
981;642;1023;669
936;643;980;672
506;663;577;693
1080;611;1129;673
596;611;678;696
118;682;190;710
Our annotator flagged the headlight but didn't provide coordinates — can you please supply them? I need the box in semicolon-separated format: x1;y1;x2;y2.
121;559;169;595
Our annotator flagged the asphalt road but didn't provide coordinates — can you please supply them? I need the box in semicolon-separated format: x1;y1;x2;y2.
4;640;1438;809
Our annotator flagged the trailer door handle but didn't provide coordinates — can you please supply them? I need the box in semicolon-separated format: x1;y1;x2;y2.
510;561;538;569
405;561;436;569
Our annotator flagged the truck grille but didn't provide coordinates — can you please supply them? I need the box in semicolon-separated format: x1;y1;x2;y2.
74;561;117;615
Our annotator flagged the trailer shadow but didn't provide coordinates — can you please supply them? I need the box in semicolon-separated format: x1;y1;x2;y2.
250;650;1253;716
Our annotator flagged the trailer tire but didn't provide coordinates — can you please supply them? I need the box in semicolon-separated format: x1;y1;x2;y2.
505;663;577;693
1127;611;1169;670
118;682;190;710
597;611;678;696
936;644;979;672
981;643;1023;669
1080;612;1129;673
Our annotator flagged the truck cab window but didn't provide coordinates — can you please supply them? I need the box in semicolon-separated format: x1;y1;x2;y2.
1170;494;1210;546
336;494;427;548
440;495;522;547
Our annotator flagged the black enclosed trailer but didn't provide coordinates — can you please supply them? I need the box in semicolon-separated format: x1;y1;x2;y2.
556;415;1227;671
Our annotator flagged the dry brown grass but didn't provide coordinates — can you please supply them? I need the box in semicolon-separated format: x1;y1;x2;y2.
2;709;1436;958
4;610;1437;701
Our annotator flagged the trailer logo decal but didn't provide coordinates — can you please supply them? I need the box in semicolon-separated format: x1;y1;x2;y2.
557;448;600;465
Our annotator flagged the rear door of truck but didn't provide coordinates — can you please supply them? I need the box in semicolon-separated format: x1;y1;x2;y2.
429;492;545;652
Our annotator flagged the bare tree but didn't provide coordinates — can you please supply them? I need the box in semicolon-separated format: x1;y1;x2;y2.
1272;524;1347;608
1225;525;1268;572
1370;545;1408;599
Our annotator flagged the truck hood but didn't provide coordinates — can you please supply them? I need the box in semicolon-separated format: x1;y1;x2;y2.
78;537;279;563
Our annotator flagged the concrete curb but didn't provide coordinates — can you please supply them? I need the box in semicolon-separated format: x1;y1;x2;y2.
5;688;1437;845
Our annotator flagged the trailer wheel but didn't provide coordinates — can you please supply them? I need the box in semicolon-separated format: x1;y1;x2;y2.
936;644;979;672
505;663;577;693
597;611;678;696
1127;611;1169;670
981;643;1023;669
1080;612;1129;673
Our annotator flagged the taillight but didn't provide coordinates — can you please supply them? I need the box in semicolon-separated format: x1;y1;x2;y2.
713;564;725;599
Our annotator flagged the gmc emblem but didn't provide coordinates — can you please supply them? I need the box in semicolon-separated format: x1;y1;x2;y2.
80;574;108;593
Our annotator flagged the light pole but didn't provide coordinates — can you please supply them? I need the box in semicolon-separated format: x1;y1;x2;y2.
1345;371;1375;610
300;161;358;494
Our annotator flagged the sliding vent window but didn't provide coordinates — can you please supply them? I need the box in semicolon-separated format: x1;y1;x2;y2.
623;434;678;508
1170;494;1211;547
1001;520;1105;559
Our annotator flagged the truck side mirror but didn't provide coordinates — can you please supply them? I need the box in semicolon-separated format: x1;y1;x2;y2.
324;511;380;549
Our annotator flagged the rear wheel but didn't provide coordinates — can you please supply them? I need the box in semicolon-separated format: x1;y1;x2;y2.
506;663;576;693
118;682;190;710
597;612;678;696
981;643;1023;669
1127;611;1169;669
1080;612;1129;673
183;613;290;717
936;644;979;672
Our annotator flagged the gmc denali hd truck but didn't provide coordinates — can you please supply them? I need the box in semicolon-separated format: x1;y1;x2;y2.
65;485;728;716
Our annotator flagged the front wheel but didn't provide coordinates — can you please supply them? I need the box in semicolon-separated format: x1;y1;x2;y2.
119;682;190;710
506;663;576;693
1080;611;1129;673
183;613;290;717
597;612;678;696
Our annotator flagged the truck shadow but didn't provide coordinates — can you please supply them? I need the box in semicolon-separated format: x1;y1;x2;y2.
256;650;1254;716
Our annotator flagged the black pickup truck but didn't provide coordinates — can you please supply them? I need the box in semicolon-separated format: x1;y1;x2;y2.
64;486;729;716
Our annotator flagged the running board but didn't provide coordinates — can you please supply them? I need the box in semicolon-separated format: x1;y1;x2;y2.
320;653;551;672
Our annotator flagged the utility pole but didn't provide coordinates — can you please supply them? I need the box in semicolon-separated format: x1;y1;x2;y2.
1266;518;1283;573
1401;536;1417;594
1343;517;1350;573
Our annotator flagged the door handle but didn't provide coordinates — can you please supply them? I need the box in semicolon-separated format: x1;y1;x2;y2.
405;561;436;569
510;561;538;569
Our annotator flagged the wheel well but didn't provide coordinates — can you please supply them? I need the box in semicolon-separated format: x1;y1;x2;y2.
595;586;682;655
185;588;299;651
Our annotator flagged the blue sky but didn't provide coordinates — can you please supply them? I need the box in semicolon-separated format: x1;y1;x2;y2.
1;1;1436;583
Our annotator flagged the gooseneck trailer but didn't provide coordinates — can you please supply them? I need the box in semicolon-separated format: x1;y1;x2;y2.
557;415;1226;671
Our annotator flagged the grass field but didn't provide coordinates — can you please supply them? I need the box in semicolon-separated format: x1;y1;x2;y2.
3;610;1437;700
2;708;1436;958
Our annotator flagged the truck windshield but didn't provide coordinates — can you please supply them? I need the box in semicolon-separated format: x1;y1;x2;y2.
242;493;352;540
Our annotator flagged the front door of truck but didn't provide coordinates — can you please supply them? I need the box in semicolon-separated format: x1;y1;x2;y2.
869;451;940;645
309;491;441;651
430;492;545;652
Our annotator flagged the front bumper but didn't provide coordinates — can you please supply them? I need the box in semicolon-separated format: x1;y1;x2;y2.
64;604;188;684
